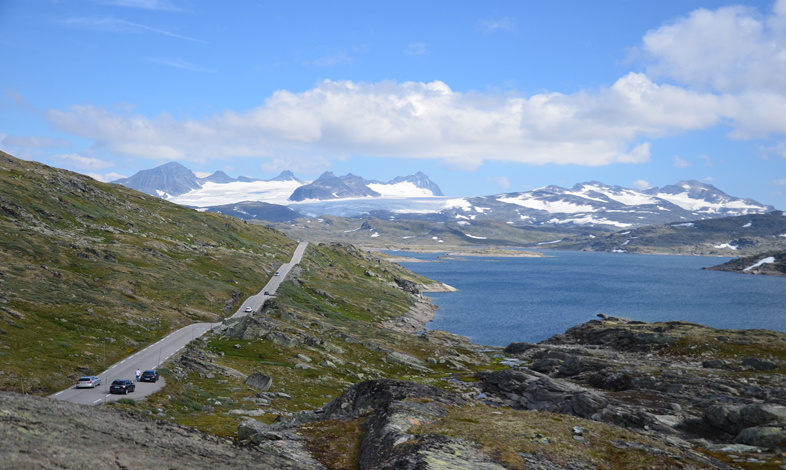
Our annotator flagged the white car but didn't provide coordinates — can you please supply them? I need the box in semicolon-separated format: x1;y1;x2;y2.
76;376;101;388
274;272;280;276
244;307;252;312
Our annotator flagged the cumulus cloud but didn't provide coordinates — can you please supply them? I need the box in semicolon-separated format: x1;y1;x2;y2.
48;76;728;169
39;2;786;172
640;2;786;94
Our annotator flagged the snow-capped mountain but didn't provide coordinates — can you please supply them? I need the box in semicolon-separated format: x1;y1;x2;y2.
112;163;775;228
448;181;775;228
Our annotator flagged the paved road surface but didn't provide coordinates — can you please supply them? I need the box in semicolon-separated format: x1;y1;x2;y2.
51;242;308;405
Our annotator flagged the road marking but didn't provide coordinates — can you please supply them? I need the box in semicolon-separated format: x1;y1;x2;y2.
93;399;102;404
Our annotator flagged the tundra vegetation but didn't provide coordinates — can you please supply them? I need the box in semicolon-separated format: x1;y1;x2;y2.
3;151;786;469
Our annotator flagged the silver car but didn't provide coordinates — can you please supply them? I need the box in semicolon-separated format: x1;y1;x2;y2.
76;376;101;388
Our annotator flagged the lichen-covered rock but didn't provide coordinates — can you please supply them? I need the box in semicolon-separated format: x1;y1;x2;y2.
734;424;786;448
246;373;273;392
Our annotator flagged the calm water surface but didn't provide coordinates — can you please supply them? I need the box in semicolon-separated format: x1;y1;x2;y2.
393;250;786;347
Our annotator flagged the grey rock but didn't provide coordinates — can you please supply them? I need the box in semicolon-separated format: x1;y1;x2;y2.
742;357;778;370
245;373;273;392
0;391;315;469
735;424;786;448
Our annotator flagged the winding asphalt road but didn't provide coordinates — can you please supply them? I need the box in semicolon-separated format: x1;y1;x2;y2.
51;241;308;406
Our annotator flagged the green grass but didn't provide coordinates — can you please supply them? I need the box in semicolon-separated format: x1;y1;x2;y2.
0;151;296;394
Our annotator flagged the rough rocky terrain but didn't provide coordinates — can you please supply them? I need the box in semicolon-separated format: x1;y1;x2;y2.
0;391;317;469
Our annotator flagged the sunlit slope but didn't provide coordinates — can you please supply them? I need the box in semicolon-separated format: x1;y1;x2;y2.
0;151;296;394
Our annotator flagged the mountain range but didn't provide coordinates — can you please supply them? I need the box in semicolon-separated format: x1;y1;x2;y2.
112;162;776;229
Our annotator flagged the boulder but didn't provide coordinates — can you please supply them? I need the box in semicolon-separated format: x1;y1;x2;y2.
734;424;786;448
742;357;777;371
246;373;273;392
704;404;786;435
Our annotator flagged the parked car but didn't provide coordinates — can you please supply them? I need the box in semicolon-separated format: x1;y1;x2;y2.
244;306;252;312
76;376;101;388
263;291;270;295
139;370;159;382
109;379;135;394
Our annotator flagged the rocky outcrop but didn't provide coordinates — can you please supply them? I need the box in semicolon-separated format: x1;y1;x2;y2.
253;380;508;470
489;317;786;462
0;391;316;469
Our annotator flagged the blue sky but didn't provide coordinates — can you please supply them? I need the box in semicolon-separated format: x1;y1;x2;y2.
2;0;786;209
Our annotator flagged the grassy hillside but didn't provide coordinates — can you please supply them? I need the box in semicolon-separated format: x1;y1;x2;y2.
132;241;494;437
0;152;296;394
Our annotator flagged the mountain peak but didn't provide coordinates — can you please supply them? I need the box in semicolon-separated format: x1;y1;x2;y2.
112;161;200;198
268;170;301;183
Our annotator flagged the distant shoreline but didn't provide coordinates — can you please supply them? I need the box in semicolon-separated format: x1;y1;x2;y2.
372;246;545;263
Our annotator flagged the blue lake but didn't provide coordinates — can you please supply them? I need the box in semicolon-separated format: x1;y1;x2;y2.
393;250;786;347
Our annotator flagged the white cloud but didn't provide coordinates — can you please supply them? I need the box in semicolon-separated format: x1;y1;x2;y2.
673;155;691;168
87;171;126;182
640;2;786;94
630;179;651;189
405;42;428;56
40;0;786;175
0;135;71;148
48;76;720;169
54;153;115;171
489;176;510;189
479;17;517;34
769;178;786;186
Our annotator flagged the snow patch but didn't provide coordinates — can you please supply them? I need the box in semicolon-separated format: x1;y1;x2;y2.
367;181;437;197
744;257;776;271
498;196;595;214
742;222;752;228
169;180;304;206
464;233;487;239
546;216;633;228
370;232;380;238
714;243;738;250
673;222;695;227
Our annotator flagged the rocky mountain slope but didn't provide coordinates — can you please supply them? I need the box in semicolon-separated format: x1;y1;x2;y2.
549;211;786;256
114;162;775;231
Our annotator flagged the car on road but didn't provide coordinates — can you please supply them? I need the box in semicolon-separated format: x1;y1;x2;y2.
263;291;270;295
109;379;135;394
140;370;159;382
76;376;101;388
244;306;253;312
274;271;280;276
